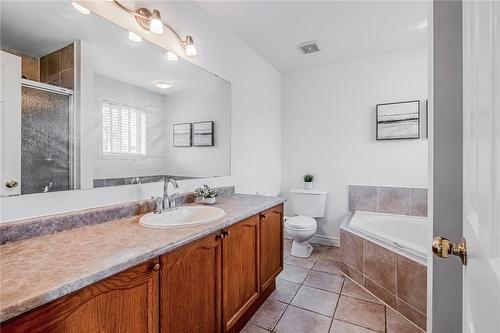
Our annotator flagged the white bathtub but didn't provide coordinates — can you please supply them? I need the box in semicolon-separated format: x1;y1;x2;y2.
342;210;427;265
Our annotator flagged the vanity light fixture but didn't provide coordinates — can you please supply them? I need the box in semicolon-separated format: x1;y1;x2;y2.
72;1;90;15
112;0;197;56
153;81;173;89
128;31;142;42
166;51;179;62
149;9;164;34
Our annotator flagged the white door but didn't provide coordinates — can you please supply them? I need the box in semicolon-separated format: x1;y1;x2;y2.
462;1;500;332
0;50;21;196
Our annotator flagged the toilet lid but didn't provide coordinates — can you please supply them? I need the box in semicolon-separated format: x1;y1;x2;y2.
285;216;316;229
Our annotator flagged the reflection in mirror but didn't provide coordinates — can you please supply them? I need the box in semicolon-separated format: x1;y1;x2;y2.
0;1;231;196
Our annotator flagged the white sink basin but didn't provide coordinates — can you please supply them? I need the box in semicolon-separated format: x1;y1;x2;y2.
139;206;226;229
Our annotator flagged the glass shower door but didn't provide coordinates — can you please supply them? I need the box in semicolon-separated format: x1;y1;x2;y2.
21;84;73;194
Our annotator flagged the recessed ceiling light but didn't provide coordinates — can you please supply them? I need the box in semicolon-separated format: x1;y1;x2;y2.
72;1;90;15
128;31;142;42
166;51;178;62
153;80;173;89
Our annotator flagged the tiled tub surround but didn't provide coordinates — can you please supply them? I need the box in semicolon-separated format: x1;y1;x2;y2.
340;221;427;331
0;192;284;322
348;185;428;217
0;186;235;244
242;240;424;333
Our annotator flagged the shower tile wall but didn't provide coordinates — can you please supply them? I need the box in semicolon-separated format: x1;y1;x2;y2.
348;185;428;217
40;44;74;89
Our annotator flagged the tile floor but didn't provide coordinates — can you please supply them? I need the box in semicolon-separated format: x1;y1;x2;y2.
241;240;424;333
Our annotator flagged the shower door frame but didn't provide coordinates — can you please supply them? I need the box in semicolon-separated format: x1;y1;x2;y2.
20;79;76;192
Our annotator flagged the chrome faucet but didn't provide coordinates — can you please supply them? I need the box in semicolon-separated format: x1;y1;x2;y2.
162;178;179;212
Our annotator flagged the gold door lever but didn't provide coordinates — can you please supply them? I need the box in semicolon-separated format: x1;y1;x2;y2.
432;236;467;265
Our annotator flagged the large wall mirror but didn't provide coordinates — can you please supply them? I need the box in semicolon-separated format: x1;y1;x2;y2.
0;1;231;197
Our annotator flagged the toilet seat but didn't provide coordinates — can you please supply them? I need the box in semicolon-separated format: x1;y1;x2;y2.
285;216;316;230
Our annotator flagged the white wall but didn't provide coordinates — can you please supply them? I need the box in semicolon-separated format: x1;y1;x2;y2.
282;48;428;242
165;83;231;177
0;1;281;222
91;75;169;180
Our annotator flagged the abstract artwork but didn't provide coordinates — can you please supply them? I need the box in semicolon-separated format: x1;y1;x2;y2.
376;100;420;140
193;121;214;146
173;123;192;147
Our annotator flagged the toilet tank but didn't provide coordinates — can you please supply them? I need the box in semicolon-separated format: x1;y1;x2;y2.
290;189;328;217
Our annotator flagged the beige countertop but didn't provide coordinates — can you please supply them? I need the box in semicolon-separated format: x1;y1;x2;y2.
0;194;286;323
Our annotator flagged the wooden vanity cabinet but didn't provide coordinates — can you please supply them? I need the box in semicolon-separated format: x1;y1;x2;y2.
259;205;284;292
160;233;222;333
1;204;284;333
1;259;160;333
222;215;260;332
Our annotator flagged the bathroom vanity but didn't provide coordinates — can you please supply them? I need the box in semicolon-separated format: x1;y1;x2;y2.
0;195;285;333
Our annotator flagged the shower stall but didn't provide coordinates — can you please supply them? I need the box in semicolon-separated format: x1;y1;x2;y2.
20;80;74;194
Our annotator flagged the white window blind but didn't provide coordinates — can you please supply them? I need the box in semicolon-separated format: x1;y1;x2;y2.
102;101;146;155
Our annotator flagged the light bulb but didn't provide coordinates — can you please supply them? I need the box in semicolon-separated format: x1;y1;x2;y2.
149;9;164;34
166;51;178;62
184;36;197;56
72;1;90;15
128;31;142;42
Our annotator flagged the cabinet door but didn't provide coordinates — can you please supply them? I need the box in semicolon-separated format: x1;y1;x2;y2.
160;234;222;333
2;259;160;333
260;204;284;291
222;215;260;332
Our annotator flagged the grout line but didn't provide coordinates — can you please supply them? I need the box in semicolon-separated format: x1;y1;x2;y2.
328;277;345;332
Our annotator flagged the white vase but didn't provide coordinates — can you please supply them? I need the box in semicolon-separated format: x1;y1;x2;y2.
204;197;216;205
304;182;313;190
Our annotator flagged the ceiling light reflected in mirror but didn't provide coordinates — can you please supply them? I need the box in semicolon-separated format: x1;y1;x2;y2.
128;31;142;42
166;51;179;62
72;1;90;15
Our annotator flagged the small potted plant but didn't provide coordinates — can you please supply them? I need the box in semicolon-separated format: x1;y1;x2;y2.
194;184;218;205
303;174;315;190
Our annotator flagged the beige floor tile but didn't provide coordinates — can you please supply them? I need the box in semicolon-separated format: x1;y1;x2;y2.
285;255;317;269
304;270;344;293
386;308;424;333
319;246;342;260
249;299;287;330
278;264;310;284
330;320;377;333
270;278;301;304
291;285;339;317
274;305;332;333
341;279;382;304
241;322;270;333
313;257;343;275
334;296;386;333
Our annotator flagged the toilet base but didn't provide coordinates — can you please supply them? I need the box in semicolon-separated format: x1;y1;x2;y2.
290;240;314;258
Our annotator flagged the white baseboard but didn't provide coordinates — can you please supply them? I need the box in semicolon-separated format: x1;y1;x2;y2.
284;234;340;247
310;234;340;247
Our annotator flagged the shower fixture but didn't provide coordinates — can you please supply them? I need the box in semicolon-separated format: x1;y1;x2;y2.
111;0;197;56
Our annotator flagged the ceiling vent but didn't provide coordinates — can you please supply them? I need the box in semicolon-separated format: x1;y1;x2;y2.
298;41;320;54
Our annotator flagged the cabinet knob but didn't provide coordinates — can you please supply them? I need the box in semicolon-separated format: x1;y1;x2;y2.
5;180;18;188
216;232;223;240
152;263;160;271
260;213;266;220
222;230;229;237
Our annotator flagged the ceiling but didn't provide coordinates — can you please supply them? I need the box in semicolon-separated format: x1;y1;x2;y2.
197;1;428;72
1;1;227;95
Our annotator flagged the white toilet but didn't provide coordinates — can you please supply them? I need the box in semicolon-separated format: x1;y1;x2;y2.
285;189;328;258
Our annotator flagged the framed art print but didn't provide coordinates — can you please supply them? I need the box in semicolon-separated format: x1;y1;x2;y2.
376;100;420;140
173;123;192;147
193;121;214;147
